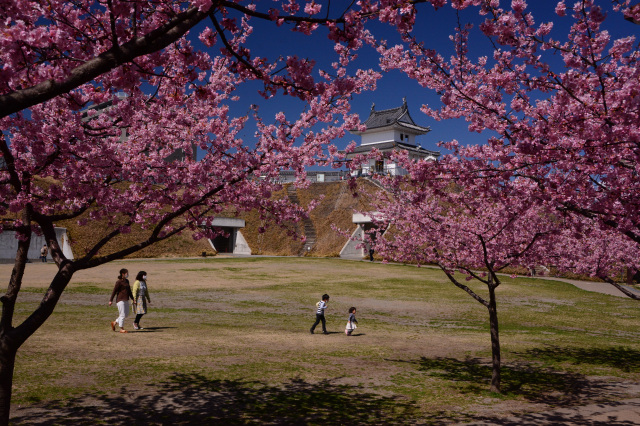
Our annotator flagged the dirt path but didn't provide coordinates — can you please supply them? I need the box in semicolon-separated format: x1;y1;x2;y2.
537;276;640;299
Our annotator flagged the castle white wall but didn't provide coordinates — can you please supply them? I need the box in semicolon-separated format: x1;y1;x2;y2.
361;130;395;145
361;129;416;145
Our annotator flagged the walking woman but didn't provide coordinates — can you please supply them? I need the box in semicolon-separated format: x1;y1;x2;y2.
109;268;134;333
132;271;152;330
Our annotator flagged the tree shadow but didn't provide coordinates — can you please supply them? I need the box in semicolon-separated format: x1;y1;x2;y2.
394;350;640;425
517;345;640;373
11;375;425;425
464;401;640;426
414;356;597;404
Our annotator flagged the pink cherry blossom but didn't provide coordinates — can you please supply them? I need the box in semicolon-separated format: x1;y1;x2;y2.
375;0;640;291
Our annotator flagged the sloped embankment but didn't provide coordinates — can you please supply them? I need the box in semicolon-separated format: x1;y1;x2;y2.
239;179;381;257
58;216;213;260
58;178;382;259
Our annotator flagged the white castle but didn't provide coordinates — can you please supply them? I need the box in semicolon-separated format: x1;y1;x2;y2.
347;98;439;176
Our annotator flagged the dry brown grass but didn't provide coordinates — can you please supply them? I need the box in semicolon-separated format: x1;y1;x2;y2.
235;179;385;257
58;216;214;259
235;187;302;256
297;179;383;257
55;180;377;259
9;177;614;286
6;178;386;259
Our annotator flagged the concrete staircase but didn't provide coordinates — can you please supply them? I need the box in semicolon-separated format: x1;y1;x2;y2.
286;185;317;256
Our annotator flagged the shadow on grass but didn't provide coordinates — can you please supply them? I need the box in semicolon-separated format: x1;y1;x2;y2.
11;375;425;425
518;345;640;373
465;400;640;426
415;356;595;404
404;355;640;424
132;326;177;333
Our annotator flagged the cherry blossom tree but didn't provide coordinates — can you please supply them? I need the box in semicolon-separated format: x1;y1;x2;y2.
348;0;640;392
367;154;559;393
0;0;442;421
375;0;640;293
549;216;640;297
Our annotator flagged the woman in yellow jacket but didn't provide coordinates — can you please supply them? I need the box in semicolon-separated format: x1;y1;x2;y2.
132;271;151;330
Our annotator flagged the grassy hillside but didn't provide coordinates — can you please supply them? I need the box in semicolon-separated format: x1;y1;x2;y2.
296;179;382;257
58;178;384;259
238;179;382;257
59;216;214;259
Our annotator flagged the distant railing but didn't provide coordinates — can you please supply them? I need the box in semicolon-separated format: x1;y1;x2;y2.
273;170;350;184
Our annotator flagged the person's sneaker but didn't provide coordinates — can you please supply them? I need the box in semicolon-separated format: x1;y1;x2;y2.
323;331;329;335
111;321;116;331
133;323;139;330
138;326;144;330
310;330;314;334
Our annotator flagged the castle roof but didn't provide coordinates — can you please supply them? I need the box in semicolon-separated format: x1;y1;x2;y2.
352;98;431;135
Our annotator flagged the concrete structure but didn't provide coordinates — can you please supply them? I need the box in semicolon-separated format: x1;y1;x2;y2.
339;212;384;260
276;170;349;184
347;98;439;176
207;218;251;255
0;227;73;262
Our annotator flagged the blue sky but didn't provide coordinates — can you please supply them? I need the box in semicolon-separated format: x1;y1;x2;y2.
194;1;640;168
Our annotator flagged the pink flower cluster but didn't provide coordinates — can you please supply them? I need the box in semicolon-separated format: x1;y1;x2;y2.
371;0;640;287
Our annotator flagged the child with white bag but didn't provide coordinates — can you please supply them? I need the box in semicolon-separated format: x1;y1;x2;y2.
345;307;358;336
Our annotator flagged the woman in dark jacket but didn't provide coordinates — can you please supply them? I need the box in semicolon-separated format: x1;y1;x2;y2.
109;268;134;333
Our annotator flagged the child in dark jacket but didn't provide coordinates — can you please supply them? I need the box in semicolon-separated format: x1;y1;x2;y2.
345;307;358;336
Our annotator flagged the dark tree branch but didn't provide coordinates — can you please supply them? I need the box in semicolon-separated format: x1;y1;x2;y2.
439;263;490;308
0;217;31;338
0;5;213;119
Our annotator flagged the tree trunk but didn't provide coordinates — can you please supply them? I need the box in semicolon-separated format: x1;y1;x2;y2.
440;265;502;392
487;283;501;393
0;215;31;425
0;339;17;426
0;252;75;423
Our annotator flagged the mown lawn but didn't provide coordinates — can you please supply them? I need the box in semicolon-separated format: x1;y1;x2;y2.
9;257;640;424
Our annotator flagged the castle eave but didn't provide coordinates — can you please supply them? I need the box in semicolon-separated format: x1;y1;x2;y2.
344;142;440;158
350;122;431;135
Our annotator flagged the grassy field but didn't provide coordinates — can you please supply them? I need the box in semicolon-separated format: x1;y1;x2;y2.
8;257;640;424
